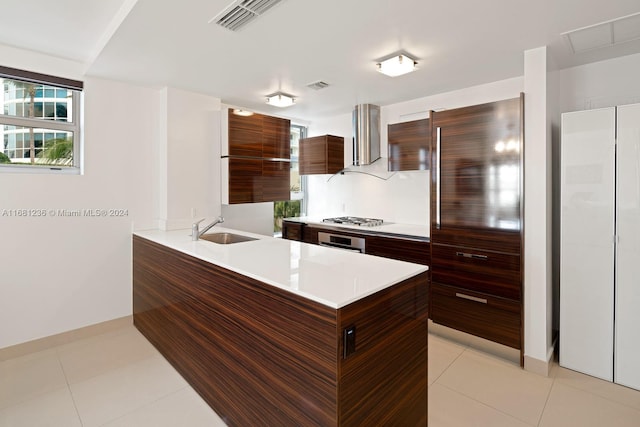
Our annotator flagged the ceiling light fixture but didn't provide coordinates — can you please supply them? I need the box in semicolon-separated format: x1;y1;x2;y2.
233;109;254;116
377;54;417;77
266;92;295;107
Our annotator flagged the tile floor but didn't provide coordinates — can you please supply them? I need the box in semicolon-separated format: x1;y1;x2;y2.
2;324;640;426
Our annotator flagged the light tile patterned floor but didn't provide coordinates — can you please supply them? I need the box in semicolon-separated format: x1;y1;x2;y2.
1;324;640;426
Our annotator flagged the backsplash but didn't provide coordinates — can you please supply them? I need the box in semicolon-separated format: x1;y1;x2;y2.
305;168;430;226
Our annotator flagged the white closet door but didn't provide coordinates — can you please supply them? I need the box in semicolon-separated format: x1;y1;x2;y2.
560;108;615;381
615;103;640;391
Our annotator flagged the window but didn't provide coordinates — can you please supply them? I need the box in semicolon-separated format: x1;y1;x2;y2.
0;66;83;172
273;124;307;234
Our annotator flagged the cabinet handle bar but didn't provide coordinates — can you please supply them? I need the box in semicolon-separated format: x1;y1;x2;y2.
436;126;441;229
455;251;488;260
455;293;488;304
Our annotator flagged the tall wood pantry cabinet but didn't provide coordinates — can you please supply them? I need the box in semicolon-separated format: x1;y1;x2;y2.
429;95;524;363
560;104;640;391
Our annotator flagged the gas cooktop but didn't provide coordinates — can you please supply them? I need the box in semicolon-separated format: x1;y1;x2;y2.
322;216;384;227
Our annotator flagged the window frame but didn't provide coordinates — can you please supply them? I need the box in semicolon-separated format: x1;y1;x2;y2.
0;66;83;174
290;123;307;214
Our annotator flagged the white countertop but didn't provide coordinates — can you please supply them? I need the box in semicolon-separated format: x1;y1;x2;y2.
134;227;428;309
284;216;430;240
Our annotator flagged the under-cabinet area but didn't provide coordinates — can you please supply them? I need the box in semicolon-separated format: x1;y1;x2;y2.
132;229;428;426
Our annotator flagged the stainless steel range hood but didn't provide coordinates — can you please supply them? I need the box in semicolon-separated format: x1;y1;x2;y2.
332;104;396;180
352;104;380;166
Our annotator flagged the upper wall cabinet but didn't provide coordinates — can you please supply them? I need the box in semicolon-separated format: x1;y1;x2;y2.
226;109;290;159
388;118;430;171
299;135;344;175
222;109;291;204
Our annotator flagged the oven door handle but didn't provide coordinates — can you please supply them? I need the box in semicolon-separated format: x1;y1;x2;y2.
319;242;364;253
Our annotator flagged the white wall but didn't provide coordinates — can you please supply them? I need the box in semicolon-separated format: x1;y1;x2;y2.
0;75;159;348
158;87;222;231
523;47;553;371
558;52;640;113
0;78;228;348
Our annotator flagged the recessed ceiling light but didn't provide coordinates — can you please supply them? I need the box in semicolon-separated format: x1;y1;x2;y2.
266;92;295;107
377;54;417;77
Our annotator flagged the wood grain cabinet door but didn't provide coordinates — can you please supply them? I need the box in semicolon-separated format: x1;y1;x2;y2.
262;115;290;159
431;97;522;249
299;135;344;175
228;111;263;157
388;118;430;171
226;110;291;203
228;158;262;204
262;160;290;202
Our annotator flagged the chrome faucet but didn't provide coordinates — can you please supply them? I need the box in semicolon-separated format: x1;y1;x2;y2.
192;216;224;241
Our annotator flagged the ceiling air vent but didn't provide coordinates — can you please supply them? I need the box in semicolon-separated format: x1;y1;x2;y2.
562;12;640;53
210;0;285;32
307;81;330;90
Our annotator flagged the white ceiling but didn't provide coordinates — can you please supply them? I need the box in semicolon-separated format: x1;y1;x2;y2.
2;0;640;121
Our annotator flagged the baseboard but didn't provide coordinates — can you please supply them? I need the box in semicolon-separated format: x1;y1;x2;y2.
0;315;132;361
428;320;521;366
524;344;555;377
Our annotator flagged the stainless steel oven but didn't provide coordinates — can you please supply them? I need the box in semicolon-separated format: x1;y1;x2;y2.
318;232;366;253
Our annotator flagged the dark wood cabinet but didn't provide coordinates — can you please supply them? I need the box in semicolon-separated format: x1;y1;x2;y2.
261;160;290;202
299;135;344;175
430;244;521;300
429;95;524;362
430;282;521;349
228;111;263;157
262;115;290;159
388;118;430;171
282;220;304;241
365;234;429;266
225;109;291;203
227;158;263;204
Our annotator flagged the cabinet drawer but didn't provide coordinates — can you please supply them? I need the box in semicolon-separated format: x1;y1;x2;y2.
430;282;521;349
431;244;521;300
282;221;303;241
366;235;429;266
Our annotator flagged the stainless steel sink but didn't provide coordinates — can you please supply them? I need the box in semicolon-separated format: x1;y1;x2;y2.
199;232;258;244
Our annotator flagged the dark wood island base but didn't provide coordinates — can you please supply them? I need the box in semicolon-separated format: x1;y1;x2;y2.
133;235;428;426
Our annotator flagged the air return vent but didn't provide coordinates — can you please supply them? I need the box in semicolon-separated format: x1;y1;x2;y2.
210;0;285;31
306;81;329;90
562;12;640;53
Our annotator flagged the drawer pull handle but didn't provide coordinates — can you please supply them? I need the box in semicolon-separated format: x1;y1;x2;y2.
456;252;488;260
455;293;488;304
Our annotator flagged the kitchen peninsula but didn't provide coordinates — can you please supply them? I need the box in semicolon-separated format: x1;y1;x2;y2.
133;227;429;426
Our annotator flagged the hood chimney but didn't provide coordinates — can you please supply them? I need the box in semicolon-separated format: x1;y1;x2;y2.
352;104;380;166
